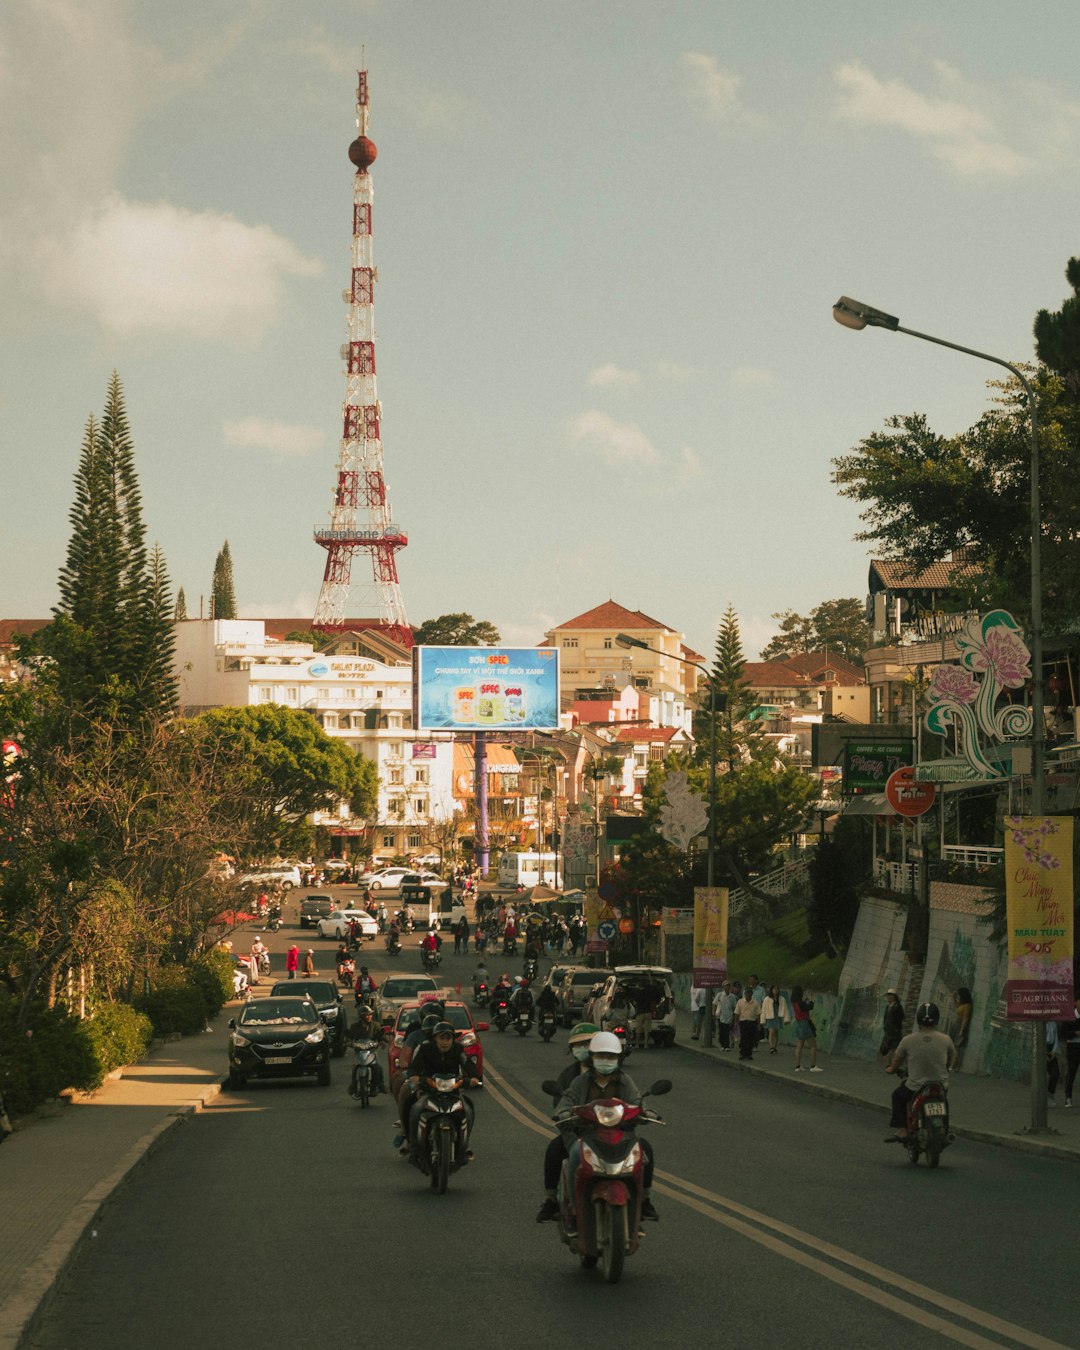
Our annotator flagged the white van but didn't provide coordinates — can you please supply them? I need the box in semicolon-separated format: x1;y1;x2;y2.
497;852;562;889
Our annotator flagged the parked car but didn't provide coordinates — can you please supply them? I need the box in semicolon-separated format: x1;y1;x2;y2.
555;967;605;1027
269;979;348;1056
238;864;302;891
316;908;378;941
409;853;442;869
387;999;487;1094
587;966;677;1047
361;867;411;892
375;974;441;1023
227;996;332;1088
300;895;335;929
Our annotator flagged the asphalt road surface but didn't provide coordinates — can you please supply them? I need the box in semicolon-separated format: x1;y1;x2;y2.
30;898;1077;1350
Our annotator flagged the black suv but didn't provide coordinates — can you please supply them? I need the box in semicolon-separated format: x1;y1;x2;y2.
270;979;347;1056
300;895;334;929
227;996;332;1088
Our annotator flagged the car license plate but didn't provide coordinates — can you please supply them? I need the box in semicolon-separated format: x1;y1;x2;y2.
923;1101;946;1116
265;1056;292;1065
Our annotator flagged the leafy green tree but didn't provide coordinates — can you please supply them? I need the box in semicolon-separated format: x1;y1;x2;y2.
413;613;500;646
211;541;237;619
760;598;869;664
192;704;378;855
1034;256;1080;395
284;629;335;651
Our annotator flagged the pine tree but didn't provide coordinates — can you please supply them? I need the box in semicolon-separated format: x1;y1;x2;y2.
174;587;188;621
211;541;237;619
708;604;762;770
139;544;178;715
100;372;149;682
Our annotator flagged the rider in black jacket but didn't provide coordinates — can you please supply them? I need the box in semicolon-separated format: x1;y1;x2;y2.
405;1022;481;1157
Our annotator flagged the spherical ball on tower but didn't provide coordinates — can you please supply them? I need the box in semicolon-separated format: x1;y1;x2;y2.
349;136;377;170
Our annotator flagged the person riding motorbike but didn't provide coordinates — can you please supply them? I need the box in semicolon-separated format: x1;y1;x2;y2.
489;973;514;1017
509;977;535;1024
385;919;401;952
537;1030;658;1224
404;1020;481;1161
421;929;441;961
547;1022;599;1102
472;959;490;999
349;1003;387;1098
395;1010;448;1150
354;965;378;1006
537;983;559;1022
884;1001;958;1142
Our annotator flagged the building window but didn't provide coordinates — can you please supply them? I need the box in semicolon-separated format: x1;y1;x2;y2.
323;713;338;730
407;833;422;849
563;638;578;648
413;768;428;785
283;686;298;704
382;832;395;849
318;687;330;700
604;638;612;649
389;768;403;785
257;686;273;702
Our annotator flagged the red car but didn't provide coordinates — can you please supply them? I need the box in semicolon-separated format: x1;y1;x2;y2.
387;999;488;1094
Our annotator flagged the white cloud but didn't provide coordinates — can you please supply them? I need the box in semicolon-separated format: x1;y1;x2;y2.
731;365;775;388
39;197;322;341
567;410;660;467
833;60;1029;178
224;417;325;458
681;52;753;123
240;593;320;621
588;362;640;388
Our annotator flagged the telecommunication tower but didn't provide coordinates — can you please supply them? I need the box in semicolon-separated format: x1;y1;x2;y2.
313;69;411;644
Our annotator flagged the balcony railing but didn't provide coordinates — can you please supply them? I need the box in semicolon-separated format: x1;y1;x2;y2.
873;858;915;892
941;845;1003;867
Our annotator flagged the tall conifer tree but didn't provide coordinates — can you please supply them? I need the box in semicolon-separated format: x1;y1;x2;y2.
174;587;188;621
211;541;237;619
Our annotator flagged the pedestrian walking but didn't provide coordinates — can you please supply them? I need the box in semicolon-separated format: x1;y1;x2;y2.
735;986;759;1061
1064;994;1080;1107
460;916;470;954
302;948;316;978
791;985;822;1071
879;988;905;1062
713;981;734;1050
689;984;707;1041
285;943;299;979
760;984;788;1055
1047;1021;1062;1106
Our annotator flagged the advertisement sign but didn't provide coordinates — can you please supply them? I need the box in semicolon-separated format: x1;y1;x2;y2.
885;766;936;817
844;739;913;793
413;646;559;732
693;887;729;988
1004;815;1074;1020
661;907;695;937
410;743;437;759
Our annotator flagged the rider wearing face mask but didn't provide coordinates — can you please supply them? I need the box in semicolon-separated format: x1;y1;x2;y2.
536;1030;658;1224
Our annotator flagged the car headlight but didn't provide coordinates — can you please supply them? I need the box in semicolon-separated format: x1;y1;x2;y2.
230;1033;250;1048
305;1028;326;1044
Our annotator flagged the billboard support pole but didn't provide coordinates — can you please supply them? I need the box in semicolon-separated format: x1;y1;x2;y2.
475;731;489;879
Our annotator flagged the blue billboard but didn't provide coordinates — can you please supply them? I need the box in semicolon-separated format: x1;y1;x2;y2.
413;646;560;732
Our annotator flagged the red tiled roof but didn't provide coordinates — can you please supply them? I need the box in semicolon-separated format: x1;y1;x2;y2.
0;619;49;646
869;557;977;590
781;651;864;685
554;600;678;634
616;726;678;743
742;661;811;689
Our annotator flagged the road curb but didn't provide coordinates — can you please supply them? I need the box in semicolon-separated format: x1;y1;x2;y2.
1;1078;223;1350
669;1038;1080;1164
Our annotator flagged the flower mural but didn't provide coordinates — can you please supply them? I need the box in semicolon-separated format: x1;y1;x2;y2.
925;610;1034;779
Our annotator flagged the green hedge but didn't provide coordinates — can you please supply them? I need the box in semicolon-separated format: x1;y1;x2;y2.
0;998;100;1117
83;1001;153;1076
187;949;235;1018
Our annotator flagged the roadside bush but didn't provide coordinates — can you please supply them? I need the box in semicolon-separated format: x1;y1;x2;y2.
135;965;208;1036
0;997;99;1117
186;949;234;1018
83;1001;153;1077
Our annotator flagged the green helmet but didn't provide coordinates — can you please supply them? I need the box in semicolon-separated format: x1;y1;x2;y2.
568;1021;599;1047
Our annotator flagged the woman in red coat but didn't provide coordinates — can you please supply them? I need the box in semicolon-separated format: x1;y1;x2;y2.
285;944;300;979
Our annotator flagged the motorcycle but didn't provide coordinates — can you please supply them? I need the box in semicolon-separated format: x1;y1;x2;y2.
231;962;251;1000
385;933;401;956
543;1077;671;1284
503;936;518;956
523;955;539;981
492;997;510;1032
422;946;442;972
472;980;489;1007
900;1081;953;1168
349;1039;380;1108
337;957;355;988
609;1021;633;1060
411;1074;476;1193
267;909;282;933
515;1006;533;1037
538;1009;558;1042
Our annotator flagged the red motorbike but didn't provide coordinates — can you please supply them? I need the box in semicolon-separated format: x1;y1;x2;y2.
901;1080;953;1168
542;1077;671;1284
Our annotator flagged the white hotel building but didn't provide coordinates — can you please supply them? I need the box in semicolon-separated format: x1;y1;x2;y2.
173;620;455;859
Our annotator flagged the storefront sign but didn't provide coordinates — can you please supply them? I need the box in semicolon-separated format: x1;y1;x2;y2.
885;765;936;817
844;739;913;793
1004;815;1074;1020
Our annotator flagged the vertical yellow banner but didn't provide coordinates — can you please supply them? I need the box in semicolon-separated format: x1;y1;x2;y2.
1004;815;1074;1020
693;886;728;988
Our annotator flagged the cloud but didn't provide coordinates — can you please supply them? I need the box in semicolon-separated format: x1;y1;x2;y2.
731;365;775;388
681;52;753;123
567;411;660;467
676;446;703;483
588;362;640;389
39;197;322;341
223;417;326;458
498;615;560;648
833;60;1029;177
240;592;320;621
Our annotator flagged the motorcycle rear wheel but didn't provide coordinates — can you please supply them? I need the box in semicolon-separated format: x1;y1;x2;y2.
434;1127;452;1194
596;1199;626;1284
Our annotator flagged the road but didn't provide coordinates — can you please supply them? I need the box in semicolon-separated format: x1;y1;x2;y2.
30;891;1076;1350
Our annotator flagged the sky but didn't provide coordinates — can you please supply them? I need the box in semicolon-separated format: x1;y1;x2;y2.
3;1;1080;660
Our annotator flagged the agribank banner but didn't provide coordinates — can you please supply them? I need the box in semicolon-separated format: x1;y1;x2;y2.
413;646;559;732
1004;815;1074;1020
693;887;729;988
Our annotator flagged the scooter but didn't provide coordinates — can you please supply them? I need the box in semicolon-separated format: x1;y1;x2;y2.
385;933;401;956
472;980;489;1007
337;957;355;988
538;1008;558;1042
257;951;272;976
515;1006;533;1037
267;909;282;933
523;955;539;981
543;1077;671;1284
411;1074;477;1194
492;997;510;1032
503;936;518;956
349;1039;380;1108
422;947;442;972
899;1081;954;1168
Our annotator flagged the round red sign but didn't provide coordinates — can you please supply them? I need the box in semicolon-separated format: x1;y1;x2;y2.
618;917;635;935
885;765;936;817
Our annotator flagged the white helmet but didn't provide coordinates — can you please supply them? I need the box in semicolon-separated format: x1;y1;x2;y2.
588;1031;622;1058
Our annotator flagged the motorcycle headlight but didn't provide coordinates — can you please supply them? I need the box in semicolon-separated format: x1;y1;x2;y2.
593;1103;625;1127
305;1028;326;1044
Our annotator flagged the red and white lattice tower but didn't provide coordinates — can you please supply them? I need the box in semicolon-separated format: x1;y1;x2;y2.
313;69;411;645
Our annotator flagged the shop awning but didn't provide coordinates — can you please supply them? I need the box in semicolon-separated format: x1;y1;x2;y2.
842;793;896;816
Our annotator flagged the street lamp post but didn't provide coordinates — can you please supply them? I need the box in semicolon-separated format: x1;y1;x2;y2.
616;634;718;1045
832;295;1047;1132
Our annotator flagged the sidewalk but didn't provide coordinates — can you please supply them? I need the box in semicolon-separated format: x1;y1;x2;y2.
667;1007;1080;1161
0;1018;229;1350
